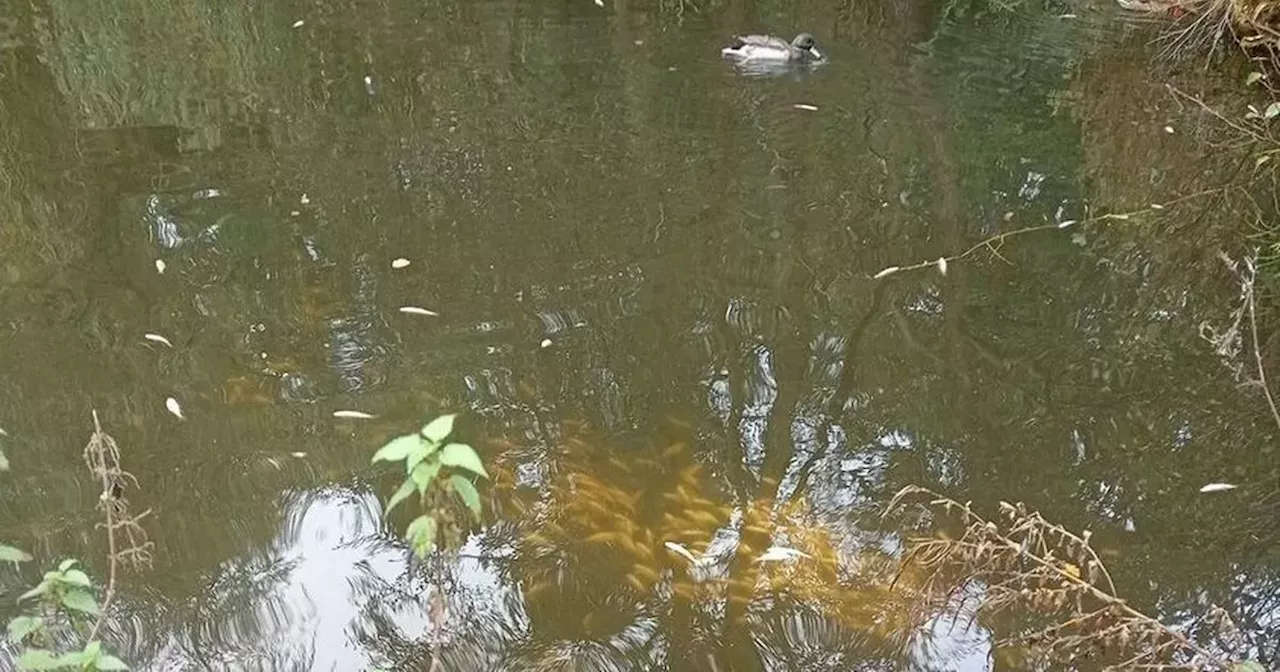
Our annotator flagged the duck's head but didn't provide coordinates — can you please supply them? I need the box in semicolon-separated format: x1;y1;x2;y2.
791;33;823;60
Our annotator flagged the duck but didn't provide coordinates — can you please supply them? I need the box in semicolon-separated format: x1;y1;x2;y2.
720;33;825;63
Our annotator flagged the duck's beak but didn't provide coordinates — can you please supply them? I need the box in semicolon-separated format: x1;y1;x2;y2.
809;47;824;61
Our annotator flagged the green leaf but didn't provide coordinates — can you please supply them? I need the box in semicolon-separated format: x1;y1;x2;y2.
1265;101;1280;120
7;615;44;644
1233;662;1266;672
0;544;33;563
405;515;437;558
371;434;424;464
404;440;436;475
438;443;488;479
419;414;457;443
450;475;483;521
1248;71;1265;85
0;447;9;471
18;582;50;602
61;569;93;588
410;461;441;494
17;649;64;670
61;588;100;616
384;478;417;516
96;654;129;671
83;640;101;661
18;650;84;670
57;559;77;572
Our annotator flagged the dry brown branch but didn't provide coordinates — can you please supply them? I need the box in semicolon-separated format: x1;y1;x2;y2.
871;190;1221;281
884;486;1246;671
1200;250;1280;434
82;410;153;641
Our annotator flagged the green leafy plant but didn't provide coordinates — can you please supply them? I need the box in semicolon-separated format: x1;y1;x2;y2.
1;414;144;671
371;413;488;558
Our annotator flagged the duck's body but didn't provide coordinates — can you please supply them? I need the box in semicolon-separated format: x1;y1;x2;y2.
720;33;825;63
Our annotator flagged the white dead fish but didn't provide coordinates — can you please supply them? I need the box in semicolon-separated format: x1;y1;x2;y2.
540;338;553;349
664;541;715;568
333;410;376;419
300;193;310;204
873;266;900;279
291;451;307;458
399;306;440;316
1199;483;1238;493
143;333;173;348
391;258;411;269
155;259;167;274
165;397;184;419
793;104;819;111
292;19;305;28
755;546;813;563
936;257;948;276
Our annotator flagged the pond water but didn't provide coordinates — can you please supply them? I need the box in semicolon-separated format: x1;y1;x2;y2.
1;0;1277;670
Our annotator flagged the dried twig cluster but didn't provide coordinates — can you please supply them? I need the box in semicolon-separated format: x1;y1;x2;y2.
1200;250;1280;434
82;410;153;640
886;486;1245;671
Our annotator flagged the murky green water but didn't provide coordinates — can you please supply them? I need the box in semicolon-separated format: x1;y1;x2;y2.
1;0;1277;670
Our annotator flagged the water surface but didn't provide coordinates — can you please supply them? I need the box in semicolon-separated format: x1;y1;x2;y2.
0;0;1276;670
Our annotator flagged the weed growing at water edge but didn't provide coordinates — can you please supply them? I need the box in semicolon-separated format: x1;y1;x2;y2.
2;412;151;671
886;485;1261;671
371;413;488;558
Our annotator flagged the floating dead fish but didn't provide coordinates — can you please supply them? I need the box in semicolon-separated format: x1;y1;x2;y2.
792;104;819;111
291;451;307;458
391;258;411;269
399;306;440;316
144;333;173;348
333;410;376;419
936;257;948;276
300;193;310;204
664;541;715;567
292;19;305;28
155;259;166;274
540;338;552;349
755;546;813;563
165;397;184;419
873;266;900;279
1199;483;1238;493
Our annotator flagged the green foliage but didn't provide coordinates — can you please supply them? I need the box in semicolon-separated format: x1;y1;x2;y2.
18;641;129;670
1;442;128;670
18;559;101;618
372;413;487;558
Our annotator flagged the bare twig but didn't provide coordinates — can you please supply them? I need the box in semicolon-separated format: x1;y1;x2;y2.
1201;250;1280;434
82;411;153;642
1167;84;1274;146
872;190;1221;280
885;486;1245;670
1244;255;1280;433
